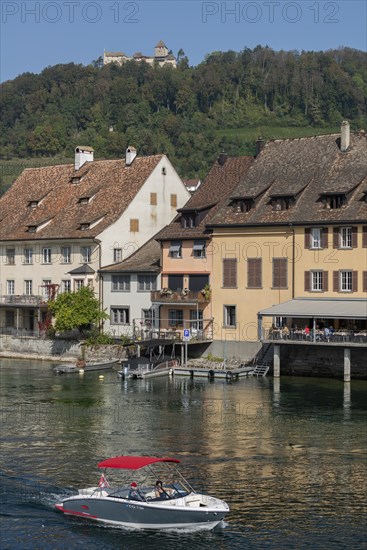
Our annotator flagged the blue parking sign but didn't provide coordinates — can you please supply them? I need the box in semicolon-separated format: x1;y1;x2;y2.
183;329;190;338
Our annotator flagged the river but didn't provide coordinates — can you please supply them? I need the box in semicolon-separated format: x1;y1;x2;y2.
0;358;366;549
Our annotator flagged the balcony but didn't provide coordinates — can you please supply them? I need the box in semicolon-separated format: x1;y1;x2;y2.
151;289;210;304
0;295;48;307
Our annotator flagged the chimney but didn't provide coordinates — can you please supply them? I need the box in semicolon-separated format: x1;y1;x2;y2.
218;151;227;166
75;146;94;170
126;146;137;166
340;121;350;152
255;137;265;157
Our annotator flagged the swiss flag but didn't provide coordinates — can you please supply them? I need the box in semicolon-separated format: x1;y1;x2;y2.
98;474;110;488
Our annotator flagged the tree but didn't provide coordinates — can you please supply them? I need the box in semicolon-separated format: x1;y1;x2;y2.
48;286;108;335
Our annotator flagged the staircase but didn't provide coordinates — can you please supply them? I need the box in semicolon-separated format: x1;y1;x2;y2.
251;363;269;377
249;343;273;377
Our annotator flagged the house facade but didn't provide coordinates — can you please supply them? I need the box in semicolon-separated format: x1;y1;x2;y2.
99;237;161;338
153;154;254;340
0;147;190;335
207;123;367;349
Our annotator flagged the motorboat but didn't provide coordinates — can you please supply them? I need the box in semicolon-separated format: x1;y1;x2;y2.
55;455;229;530
53;360;119;374
118;359;178;379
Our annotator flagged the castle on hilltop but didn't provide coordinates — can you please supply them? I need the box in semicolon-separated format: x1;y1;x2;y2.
103;41;177;68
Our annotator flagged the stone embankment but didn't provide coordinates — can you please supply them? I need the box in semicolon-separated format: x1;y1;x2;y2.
186;357;246;371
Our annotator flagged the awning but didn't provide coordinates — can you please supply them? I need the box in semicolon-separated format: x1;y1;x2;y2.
193;241;205;251
169;243;181;253
259;298;367;320
98;456;180;470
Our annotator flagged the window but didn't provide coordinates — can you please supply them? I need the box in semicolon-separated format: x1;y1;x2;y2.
232;199;253;213
272;258;287;289
42;248;52;264
5;310;15;327
27;225;37;233
170;194;177;208
182;214;196;228
6;248;15;265
61;246;71;263
142;309;154;324
138;275;157;291
150;192;157;205
340;227;352;249
311;271;323;291
80;223;90;231
168;275;184;291
42;280;51;299
113;248;122;263
188;274;209;292
190;310;203;330
111;307;130;324
130;219;139;232
247;258;262;288
224;305;236;327
24;248;33;264
81;246;91;263
305;271;328;292
7;280;15;295
340;270;352;292
61;280;71;293
223;259;237;288
271;197;294;211
24;280;33;295
169;241;182;258
28;200;39;208
310;228;322;249
74;279;84;290
78;197;90;204
169;309;183;327
71;176;81;184
193;240;206;258
112;275;130;292
323;194;344;209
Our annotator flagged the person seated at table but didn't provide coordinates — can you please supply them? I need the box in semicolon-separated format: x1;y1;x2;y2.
324;326;330;341
282;325;290;339
329;325;335;335
303;326;310;337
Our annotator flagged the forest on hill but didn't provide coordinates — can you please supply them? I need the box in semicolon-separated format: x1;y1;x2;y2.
1;46;366;181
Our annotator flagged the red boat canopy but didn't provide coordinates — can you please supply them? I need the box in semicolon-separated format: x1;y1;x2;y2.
97;456;180;470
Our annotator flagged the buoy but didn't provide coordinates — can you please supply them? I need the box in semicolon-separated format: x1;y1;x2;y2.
99;375;104;380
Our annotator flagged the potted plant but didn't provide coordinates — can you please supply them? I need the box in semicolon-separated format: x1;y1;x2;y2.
201;284;211;301
160;288;172;296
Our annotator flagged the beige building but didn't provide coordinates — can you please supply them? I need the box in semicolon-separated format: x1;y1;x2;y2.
0;146;190;335
103;41;177;68
207;123;367;347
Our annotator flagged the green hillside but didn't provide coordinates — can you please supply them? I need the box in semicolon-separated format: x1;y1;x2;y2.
1;46;366;188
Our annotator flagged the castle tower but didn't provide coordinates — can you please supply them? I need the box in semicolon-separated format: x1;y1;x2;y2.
154;40;168;58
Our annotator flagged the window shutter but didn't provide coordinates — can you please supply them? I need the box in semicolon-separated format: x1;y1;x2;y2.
273;258;287;288
333;271;339;292
363;227;367;248
333;227;339;248
352;227;357;248
223;259;237;287
323;271;328;292
304;271;310;291
150;192;157;205
170;194;177;207
304;228;310;249
321;228;328;248
248;258;261;288
363;271;367;292
130;219;139;232
352;271;358;292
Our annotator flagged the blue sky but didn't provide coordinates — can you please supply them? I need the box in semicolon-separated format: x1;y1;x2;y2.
1;0;366;82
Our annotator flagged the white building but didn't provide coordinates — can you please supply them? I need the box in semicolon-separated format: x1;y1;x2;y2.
103;41;177;68
0;146;190;335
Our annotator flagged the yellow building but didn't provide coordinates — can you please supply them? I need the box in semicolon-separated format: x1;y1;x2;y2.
208;123;367;350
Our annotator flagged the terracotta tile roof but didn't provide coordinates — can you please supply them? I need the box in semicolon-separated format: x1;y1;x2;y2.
99;235;161;273
155;156;254;241
209;132;367;226
0;155;163;241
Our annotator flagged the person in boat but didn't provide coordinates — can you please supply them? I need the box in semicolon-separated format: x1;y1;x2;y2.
128;482;144;501
155;480;173;499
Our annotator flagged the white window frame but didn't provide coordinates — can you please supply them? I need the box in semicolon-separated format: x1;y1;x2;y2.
61;280;71;293
74;279;84;290
81;246;91;263
7;280;15;295
61;246;71;264
24;248;33;264
193;240;206;258
113;248;122;263
6;248;15;265
310;228;322;249
42;280;52;299
24;280;33;295
138;275;157;291
224;305;236;327
340;227;352;249
340;270;352;292
42;248;52;264
311;271;323;291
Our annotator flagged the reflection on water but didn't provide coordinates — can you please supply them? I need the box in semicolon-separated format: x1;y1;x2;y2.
0;358;366;549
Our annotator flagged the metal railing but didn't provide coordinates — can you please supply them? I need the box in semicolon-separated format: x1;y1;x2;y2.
0;295;47;306
263;328;367;344
150;290;210;303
